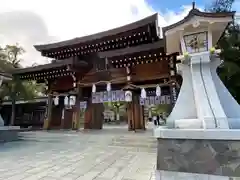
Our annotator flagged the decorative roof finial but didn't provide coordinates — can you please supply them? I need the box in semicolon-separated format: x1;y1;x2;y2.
192;1;195;9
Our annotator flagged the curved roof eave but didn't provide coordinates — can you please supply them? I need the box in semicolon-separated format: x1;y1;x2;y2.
11;57;87;75
162;9;235;33
34;13;159;52
0;72;12;79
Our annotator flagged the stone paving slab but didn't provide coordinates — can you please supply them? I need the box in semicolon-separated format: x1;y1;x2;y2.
0;125;157;180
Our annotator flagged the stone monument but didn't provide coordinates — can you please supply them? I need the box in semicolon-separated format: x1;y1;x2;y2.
154;6;240;180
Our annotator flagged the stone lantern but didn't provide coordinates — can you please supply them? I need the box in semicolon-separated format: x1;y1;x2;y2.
154;6;240;180
163;7;235;129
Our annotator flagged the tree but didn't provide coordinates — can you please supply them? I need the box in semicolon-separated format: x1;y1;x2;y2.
0;44;44;101
0;44;45;125
206;0;240;103
206;0;234;12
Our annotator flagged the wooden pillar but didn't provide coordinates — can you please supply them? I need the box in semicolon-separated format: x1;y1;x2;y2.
127;92;145;131
84;99;104;130
72;107;78;130
72;86;82;130
132;93;145;130
10;81;16;126
43;94;53;130
127;103;133;130
57;96;64;129
91;103;104;129
84;99;92;129
76;87;82;130
139;105;145;130
133;94;140;129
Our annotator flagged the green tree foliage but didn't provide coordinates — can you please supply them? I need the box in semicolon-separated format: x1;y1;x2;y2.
103;102;126;122
150;104;172;116
0;44;45;101
206;0;235;12
206;0;240;102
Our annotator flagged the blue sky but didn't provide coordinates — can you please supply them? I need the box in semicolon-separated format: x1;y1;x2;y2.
147;0;240;12
147;0;206;12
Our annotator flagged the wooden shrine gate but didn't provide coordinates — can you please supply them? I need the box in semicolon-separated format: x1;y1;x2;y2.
12;13;179;131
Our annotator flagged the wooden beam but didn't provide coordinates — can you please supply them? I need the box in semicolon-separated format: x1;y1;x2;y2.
79;74;170;87
98;41;165;59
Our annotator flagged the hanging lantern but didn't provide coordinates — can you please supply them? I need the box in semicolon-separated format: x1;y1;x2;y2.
106;82;111;92
156;85;161;97
92;84;96;93
64;96;69;106
125;91;132;102
69;96;76;106
54;96;59;106
141;88;147;99
73;82;76;87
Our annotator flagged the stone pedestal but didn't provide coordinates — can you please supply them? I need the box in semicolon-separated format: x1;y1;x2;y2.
0;114;4;126
0;126;20;142
155;52;240;179
154;129;240;179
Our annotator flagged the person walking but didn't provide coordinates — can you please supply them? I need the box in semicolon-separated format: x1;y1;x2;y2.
156;115;160;126
153;116;157;126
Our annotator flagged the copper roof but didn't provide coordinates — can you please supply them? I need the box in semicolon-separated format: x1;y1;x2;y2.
162;8;235;33
34;13;159;52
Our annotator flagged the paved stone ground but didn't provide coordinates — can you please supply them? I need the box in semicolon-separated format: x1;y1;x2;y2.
0;124;157;180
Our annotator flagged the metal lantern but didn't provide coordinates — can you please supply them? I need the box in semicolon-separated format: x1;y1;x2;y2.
125;91;132;102
141;88;147;99
92;84;96;93
156;85;161;97
73;82;76;87
54;96;59;106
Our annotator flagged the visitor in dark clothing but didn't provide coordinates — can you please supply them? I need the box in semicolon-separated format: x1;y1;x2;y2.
153;116;158;126
148;117;152;122
156;115;160;126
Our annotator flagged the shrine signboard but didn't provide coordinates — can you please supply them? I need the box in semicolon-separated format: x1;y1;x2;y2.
92;90;125;104
80;101;87;110
139;95;171;106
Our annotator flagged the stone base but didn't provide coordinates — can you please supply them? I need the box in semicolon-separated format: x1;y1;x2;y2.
156;170;236;180
155;128;240;177
0;126;20;142
174;119;202;129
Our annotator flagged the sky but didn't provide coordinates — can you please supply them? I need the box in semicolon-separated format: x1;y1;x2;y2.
0;0;239;67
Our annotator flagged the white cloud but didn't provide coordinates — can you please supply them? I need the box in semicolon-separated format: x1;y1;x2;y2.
0;0;192;67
